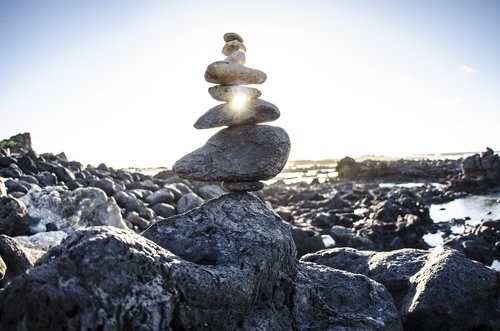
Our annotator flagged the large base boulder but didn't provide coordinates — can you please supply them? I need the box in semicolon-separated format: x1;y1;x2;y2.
0;193;402;330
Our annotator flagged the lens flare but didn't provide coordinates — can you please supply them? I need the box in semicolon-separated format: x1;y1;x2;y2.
230;93;249;110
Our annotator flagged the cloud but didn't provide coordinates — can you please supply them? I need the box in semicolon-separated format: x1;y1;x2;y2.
459;65;478;75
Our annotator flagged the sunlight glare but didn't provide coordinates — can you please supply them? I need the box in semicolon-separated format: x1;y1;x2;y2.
229;93;249;111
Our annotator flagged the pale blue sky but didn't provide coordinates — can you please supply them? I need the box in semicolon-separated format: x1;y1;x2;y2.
1;0;499;167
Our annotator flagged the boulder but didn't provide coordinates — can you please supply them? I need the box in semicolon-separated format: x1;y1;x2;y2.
173;125;290;182
20;186;127;230
302;246;499;330
293;263;403;330
0;196;30;236
0;234;40;287
14;231;68;251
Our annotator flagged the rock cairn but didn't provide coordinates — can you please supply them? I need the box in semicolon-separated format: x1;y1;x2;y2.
173;32;290;192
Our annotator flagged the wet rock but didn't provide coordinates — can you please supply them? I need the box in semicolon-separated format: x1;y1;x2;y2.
173;125;290;182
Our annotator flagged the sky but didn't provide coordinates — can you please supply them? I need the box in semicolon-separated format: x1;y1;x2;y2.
1;0;499;168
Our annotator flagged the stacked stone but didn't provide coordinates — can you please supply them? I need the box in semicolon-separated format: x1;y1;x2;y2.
173;32;291;192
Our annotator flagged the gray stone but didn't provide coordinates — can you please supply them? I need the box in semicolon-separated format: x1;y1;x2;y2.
13;231;68;251
0;196;29;236
302;246;499;331
194;99;280;129
125;211;150;230
293;263;403;330
0;234;40;287
173;125;290;182
222;181;264;192
144;188;175;206
194;184;225;199
291;226;325;258
208;85;261;102
223;32;244;43
205;61;266;85
20;186;127;230
222;40;243;56
175;193;203;214
224;50;245;65
151;203;176;218
401;246;498;331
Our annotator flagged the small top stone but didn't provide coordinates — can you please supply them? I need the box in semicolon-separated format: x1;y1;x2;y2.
222;40;245;56
223;32;244;43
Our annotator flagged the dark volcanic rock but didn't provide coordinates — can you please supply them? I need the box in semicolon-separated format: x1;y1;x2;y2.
294;263;403;330
303;246;499;331
0;227;182;330
173;125;290;182
0;234;39;287
0;196;30;236
0;192;404;330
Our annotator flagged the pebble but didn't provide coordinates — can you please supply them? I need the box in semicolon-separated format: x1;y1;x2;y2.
194;99;280;129
224;50;246;65
208;85;261;102
223;32;244;43
205;61;267;86
222;40;243;56
222;181;264;192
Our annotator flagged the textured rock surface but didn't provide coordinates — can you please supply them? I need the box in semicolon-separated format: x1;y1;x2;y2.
173;125;290;182
303;246;500;330
294;263;403;330
0;196;30;236
14;230;68;251
223;32;244;43
0;193;404;330
20;186;127;230
205;61;267;85
194;99;280;129
208;85;261;102
0;234;41;287
222;180;264;192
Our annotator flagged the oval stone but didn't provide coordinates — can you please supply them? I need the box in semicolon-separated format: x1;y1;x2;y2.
222;40;243;56
224;51;246;65
205;61;267;86
223;32;244;43
208;85;261;102
222;181;264;192
172;125;291;182
194;99;280;129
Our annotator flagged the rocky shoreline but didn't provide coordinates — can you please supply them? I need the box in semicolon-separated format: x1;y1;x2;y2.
1;134;500;330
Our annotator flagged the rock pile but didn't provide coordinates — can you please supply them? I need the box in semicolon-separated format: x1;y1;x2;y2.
173;32;290;192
